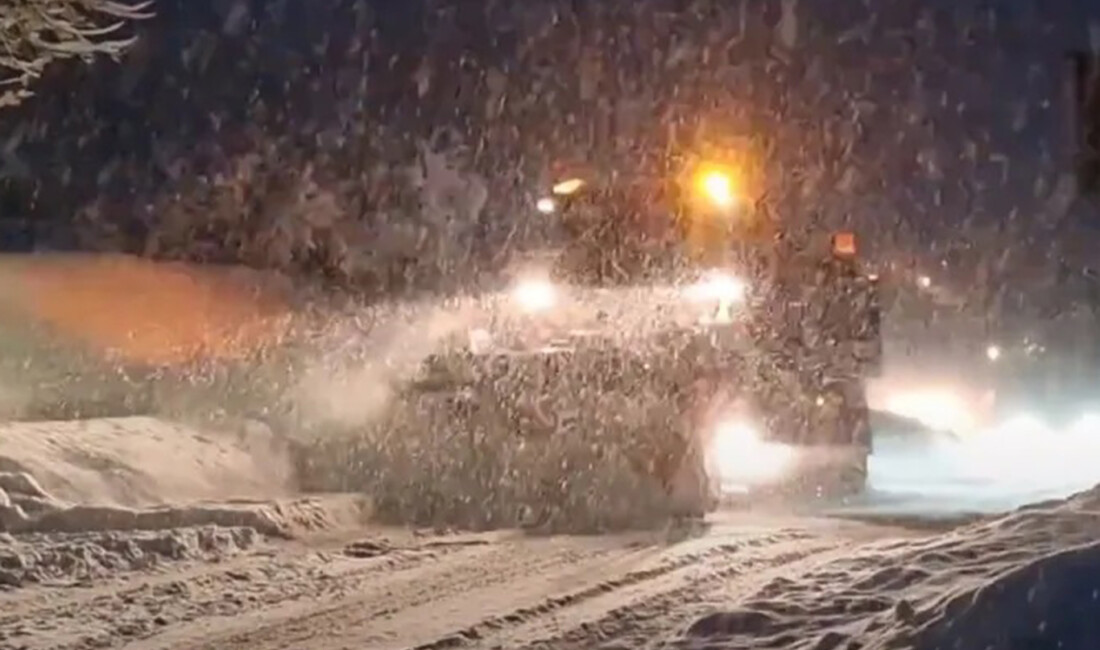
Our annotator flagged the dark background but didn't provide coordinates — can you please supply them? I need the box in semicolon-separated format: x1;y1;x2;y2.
0;0;1098;320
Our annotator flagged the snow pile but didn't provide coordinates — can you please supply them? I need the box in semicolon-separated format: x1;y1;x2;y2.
0;417;365;548
1;462;351;539
680;486;1100;650
0;417;295;508
0;526;258;589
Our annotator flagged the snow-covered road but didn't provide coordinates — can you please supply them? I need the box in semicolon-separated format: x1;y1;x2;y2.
7;491;1100;650
4;415;1100;650
0;513;924;650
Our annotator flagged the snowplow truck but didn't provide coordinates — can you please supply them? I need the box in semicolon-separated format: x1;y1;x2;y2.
399;161;883;516
0;160;881;525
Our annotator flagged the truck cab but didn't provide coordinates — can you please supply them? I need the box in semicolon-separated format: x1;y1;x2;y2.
521;160;883;498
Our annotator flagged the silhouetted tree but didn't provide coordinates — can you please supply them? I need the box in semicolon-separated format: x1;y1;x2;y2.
0;0;152;108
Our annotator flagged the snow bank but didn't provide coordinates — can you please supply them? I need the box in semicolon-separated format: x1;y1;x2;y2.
0;417;366;546
0;526;259;589
682;486;1100;650
0;417;295;508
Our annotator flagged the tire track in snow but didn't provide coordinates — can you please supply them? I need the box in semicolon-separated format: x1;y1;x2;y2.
515;520;925;649
154;535;639;650
12;520;916;650
4;535;490;650
408;531;821;650
519;541;854;649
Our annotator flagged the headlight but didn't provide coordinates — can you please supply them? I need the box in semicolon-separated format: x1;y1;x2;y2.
535;197;556;214
706;418;795;490
685;271;748;304
511;277;557;313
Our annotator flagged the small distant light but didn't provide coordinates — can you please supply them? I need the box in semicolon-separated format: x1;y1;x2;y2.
986;344;1002;362
918;275;932;289
832;231;857;256
536;197;556;214
552;178;586;196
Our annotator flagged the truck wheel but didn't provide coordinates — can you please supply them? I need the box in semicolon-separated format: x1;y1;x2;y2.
818;380;873;449
811;381;871;499
833;448;869;498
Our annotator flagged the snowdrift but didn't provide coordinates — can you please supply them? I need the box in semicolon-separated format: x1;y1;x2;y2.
0;417;295;508
681;486;1100;650
0;417;364;541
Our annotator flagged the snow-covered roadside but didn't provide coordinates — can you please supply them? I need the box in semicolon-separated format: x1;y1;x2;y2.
1;413;1097;650
677;488;1100;650
0;416;367;601
0;417;296;509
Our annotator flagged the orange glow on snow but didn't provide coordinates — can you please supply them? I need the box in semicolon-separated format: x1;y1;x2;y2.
2;254;293;366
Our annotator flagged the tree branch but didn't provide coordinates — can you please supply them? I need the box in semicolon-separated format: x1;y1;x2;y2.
0;0;154;108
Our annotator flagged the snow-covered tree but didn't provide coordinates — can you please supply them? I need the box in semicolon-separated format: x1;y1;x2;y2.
0;0;153;108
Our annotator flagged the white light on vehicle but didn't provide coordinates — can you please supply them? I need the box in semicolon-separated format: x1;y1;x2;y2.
707;418;795;489
552;178;585;196
685;272;748;304
511;278;557;313
535;197;556;214
986;344;1002;362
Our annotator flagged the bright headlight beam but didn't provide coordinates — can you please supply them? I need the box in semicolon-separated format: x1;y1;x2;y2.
511;278;557;313
535;197;556;214
685;272;747;304
707;419;795;489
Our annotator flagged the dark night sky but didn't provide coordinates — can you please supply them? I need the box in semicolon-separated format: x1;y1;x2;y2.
0;0;1098;290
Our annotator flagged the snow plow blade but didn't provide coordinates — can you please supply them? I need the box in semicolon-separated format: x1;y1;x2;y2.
296;322;873;532
298;341;721;533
